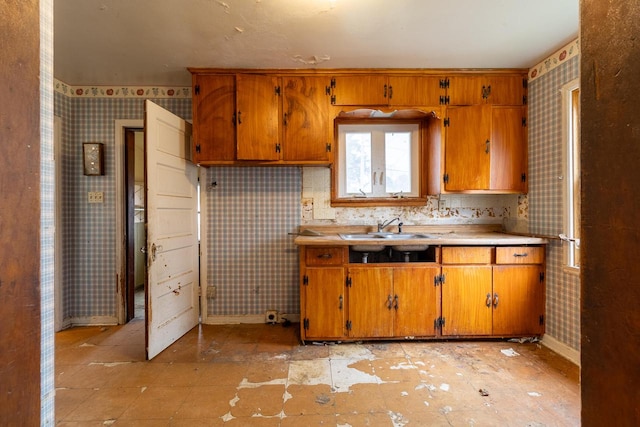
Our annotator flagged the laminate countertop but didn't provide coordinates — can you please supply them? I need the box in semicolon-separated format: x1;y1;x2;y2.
292;225;548;247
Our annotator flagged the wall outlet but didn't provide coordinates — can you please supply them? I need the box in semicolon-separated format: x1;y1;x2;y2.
438;198;448;210
88;191;104;203
265;310;278;324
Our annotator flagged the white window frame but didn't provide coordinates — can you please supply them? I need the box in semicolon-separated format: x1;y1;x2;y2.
561;78;581;271
334;121;421;202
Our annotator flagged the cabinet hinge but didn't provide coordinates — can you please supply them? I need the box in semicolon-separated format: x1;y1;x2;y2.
523;95;528;105
434;274;445;286
275;86;281;96
434;317;446;329
346;276;352;287
444;117;450;127
331;94;336;105
326;143;332;152
539;272;545;282
521;173;527;183
346;320;352;331
439;78;450;89
303;275;309;285
443;174;449;184
195;144;201;154
330;78;336;89
325;86;331;96
303;318;310;330
439;95;450;105
275;143;281;153
523;78;529;89
482;85;492;99
194;84;200;95
522;117;527;127
539;315;545;326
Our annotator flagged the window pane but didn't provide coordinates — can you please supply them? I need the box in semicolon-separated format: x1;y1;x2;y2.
385;132;412;194
345;132;372;194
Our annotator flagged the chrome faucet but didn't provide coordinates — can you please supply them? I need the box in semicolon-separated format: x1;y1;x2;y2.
377;217;401;232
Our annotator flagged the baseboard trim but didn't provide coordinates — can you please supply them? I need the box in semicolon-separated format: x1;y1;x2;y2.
203;313;300;325
541;334;581;366
67;316;119;327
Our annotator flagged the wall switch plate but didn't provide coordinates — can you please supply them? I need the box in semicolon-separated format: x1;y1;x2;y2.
88;191;104;203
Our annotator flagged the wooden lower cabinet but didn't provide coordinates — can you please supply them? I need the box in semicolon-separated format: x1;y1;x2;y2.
441;246;545;337
299;245;545;341
302;267;345;340
346;266;440;338
492;265;545;336
441;265;493;336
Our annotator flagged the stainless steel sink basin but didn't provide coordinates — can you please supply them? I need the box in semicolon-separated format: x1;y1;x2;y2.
339;232;438;240
392;244;430;252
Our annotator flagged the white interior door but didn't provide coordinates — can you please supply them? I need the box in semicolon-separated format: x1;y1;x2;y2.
145;100;199;360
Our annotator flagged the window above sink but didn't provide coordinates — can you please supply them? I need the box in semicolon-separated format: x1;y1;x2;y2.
330;109;441;207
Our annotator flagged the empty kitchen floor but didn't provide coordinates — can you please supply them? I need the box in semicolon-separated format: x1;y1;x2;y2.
55;321;580;426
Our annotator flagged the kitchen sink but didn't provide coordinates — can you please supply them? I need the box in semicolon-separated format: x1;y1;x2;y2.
339;232;439;240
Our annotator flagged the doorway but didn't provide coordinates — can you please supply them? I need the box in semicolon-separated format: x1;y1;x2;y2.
124;128;145;322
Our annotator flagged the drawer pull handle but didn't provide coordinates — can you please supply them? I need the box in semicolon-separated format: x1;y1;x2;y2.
513;253;528;257
387;295;393;310
394;295;399;311
493;293;499;308
317;253;333;259
485;293;492;308
339;295;343;310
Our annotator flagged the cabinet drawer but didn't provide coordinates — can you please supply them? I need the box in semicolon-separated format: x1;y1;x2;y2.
305;247;345;266
496;246;544;264
442;247;492;264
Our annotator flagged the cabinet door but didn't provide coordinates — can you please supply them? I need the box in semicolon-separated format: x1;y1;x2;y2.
393;266;440;337
236;74;281;160
388;76;444;107
331;75;389;106
448;75;525;106
192;74;236;162
282;76;332;162
447;76;485;105
492;265;545;336
444;105;491;190
485;75;526;106
347;268;394;337
303;267;345;339
490;106;527;192
441;265;493;336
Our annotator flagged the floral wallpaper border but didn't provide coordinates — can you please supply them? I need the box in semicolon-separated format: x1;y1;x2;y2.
528;38;579;82
54;78;191;99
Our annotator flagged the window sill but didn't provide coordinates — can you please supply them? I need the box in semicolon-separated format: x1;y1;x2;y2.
331;197;427;207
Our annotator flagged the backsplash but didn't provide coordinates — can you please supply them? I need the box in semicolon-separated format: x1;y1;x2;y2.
301;167;526;226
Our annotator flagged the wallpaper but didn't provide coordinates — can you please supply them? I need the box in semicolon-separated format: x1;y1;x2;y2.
528;54;581;352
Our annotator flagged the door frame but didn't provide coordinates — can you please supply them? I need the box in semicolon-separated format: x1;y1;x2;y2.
115;119;144;324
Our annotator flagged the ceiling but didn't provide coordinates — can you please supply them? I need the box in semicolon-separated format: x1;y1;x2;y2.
54;0;579;87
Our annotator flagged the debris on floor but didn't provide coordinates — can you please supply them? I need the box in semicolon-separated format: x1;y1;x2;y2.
501;348;521;357
479;388;490;396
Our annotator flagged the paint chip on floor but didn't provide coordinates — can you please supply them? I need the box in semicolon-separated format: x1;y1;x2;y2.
501;348;520;357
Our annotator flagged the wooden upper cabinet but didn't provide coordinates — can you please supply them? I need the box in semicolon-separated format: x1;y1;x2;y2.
490;106;527;192
192;74;236;162
282;76;333;162
443;105;527;192
388;76;445;106
236;74;281;161
444;105;492;191
330;75;389;106
447;75;526;106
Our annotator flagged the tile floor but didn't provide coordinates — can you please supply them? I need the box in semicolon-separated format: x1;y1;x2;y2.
55;321;580;426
